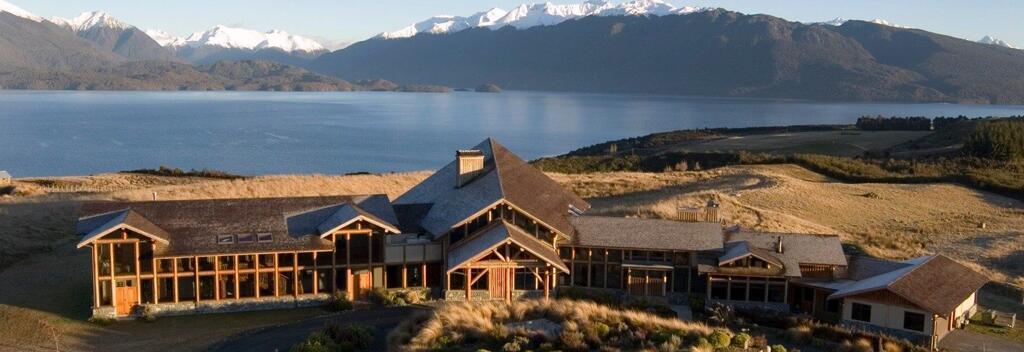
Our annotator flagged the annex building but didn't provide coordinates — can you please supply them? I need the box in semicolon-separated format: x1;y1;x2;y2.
76;138;988;346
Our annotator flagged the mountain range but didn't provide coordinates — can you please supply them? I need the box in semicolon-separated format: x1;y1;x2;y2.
2;0;1024;103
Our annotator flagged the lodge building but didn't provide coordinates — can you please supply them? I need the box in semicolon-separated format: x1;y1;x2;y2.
75;138;988;346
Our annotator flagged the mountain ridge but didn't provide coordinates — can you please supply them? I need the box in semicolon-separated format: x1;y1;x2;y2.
316;10;1024;104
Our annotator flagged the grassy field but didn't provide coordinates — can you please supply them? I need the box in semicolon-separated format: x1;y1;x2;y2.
1;164;1022;350
675;130;931;157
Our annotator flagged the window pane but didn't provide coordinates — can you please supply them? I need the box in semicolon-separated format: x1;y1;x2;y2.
607;250;622;262
98;244;112;276
178;276;196;301
99;280;113;306
386;265;403;288
607;264;622;289
113;243;136;275
237;255;254;270
219;274;235;299
591;264;605;288
198;257;216;271
406;265;423;288
730;281;747;301
852;303;872;322
749;282;767;302
158;277;174;302
903;311;925;331
767;284;785;303
299;270;314;294
711;281;728;300
141;279;155;303
573;263;589;286
238;273;255;298
259;273;275;297
199;276;216;300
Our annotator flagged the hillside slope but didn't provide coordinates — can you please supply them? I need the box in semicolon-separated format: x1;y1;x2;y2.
0;12;122;72
316;10;1024;103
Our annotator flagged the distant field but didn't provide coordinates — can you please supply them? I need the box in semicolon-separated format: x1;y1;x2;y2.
1;165;1022;350
677;130;932;156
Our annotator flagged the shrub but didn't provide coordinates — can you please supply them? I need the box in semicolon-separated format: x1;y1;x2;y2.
657;334;683;352
770;344;788;352
88;316;115;325
290;332;336;352
964;119;1024;160
396;288;427;304
325;323;374;351
325;290;354;311
694;337;712;350
559;329;587;351
708;330;731;348
502;336;531;352
137;304;157;322
882;341;904;352
785;326;813;344
732;332;751;348
751;335;769;348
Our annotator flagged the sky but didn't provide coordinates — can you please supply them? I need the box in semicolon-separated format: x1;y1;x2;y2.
16;0;1024;49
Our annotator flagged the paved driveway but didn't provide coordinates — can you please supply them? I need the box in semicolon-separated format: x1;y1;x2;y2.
206;306;426;352
939;329;1024;352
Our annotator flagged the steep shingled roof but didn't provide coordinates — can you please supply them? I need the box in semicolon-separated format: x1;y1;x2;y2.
569;216;722;251
395;138;590;238
76;195;398;256
829;255;989;315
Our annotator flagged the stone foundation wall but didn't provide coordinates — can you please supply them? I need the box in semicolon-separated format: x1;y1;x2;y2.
92;294;332;319
444;290;492;301
708;299;789;312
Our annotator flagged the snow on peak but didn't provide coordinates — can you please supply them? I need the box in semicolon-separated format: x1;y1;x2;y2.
813;17;910;29
0;0;42;22
978;35;1017;49
50;11;130;32
379;0;712;39
154;25;326;52
144;29;187;47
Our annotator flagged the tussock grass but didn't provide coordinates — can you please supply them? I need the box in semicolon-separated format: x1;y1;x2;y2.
387;299;716;351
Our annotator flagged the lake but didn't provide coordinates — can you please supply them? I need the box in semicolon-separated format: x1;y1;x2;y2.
2;90;1024;177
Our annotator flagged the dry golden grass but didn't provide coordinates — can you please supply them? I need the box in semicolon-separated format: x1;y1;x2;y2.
550;165;1024;285
388;299;716;351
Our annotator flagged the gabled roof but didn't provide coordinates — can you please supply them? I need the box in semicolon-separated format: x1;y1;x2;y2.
76;209;170;248
447;221;569;274
829;255;989;315
727;231;848;267
569;216;723;251
395;138;590;238
719;241;784;267
283;195;400;236
77;196;396;256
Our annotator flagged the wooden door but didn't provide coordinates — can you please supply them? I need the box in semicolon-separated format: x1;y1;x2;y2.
353;272;372;300
488;268;510;301
115;280;138;316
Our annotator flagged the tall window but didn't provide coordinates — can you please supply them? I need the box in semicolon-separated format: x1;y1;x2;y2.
903;311;925;332
851;303;872;322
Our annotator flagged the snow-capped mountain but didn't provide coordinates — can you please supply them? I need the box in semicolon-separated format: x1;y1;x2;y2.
144;29;187;47
378;0;710;39
978;35;1017;49
378;8;508;39
50;11;130;32
147;25;326;53
815;17;910;29
0;0;41;22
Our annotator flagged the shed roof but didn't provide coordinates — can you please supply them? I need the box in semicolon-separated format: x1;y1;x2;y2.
569;216;723;251
395;138;590;239
76;195;398;257
829;254;989;315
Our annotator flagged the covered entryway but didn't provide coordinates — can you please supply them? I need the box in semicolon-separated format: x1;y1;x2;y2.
446;222;569;301
624;266;669;297
353;271;372;300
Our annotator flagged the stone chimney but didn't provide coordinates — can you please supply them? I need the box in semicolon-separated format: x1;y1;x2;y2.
776;236;784;254
456;150;485;188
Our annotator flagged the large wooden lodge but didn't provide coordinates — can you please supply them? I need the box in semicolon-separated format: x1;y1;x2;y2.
76;139;988;346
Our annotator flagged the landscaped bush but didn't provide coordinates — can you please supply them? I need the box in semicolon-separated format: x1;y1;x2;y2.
324;290;353;312
708;329;732;348
291;324;375;352
732;332;752;348
388;299;718;352
325;323;374;351
770;344;788;352
367;288;429;306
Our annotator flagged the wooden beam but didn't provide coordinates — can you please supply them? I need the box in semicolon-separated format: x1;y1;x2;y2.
422;261;427;288
234;255;240;300
346;234;352;300
465;267;471;300
543;269;550;300
312;252;318;294
331;234;337;294
91;245;100;308
274;253;280;297
173;256;179;303
214;256;221;300
255;256;260;299
134;241;141;304
293;252;299;296
151;243;158;304
194;257;200;303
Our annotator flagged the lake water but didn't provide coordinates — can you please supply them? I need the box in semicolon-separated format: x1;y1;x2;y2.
2;91;1024;177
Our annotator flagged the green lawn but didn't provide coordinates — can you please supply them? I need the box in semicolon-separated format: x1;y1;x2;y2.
968;312;1023;344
